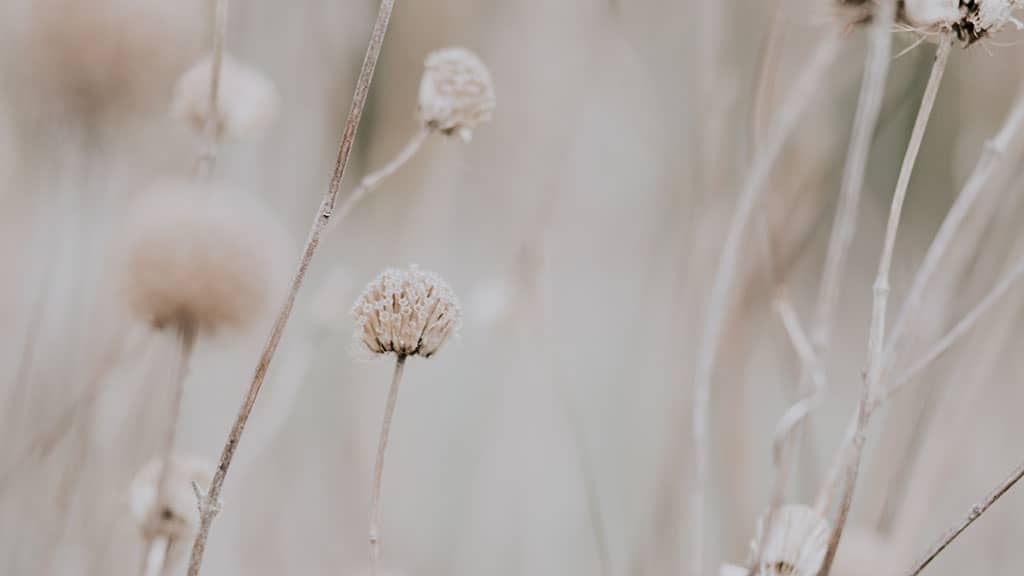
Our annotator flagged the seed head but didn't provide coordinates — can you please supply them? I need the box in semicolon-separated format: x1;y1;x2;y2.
418;47;496;142
351;266;462;358
129;454;213;541
901;0;1021;45
172;53;280;141
118;179;290;332
749;506;830;576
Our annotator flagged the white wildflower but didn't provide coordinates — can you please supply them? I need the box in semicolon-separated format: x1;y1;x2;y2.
418;47;496;142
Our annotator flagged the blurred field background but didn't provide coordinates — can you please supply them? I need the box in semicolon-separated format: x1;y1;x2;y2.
2;0;1024;575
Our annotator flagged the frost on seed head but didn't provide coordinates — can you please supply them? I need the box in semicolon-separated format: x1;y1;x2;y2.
172;53;279;141
130;454;213;541
351;266;462;358
418;47;496;143
725;506;830;576
119;179;290;333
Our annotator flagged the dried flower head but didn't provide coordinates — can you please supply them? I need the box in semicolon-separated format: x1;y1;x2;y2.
899;0;1022;44
418;47;496;142
172;53;280;141
130;454;213;540
118;179;290;332
746;506;830;576
351;266;462;358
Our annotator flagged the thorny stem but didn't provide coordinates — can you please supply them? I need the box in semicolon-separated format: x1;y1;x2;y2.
881;88;1024;371
194;0;230;179
817;34;952;576
184;2;398;574
370;355;407;576
690;33;840;575
335;127;429;226
905;458;1024;575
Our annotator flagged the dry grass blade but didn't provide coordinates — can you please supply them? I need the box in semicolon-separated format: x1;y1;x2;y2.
184;2;398;574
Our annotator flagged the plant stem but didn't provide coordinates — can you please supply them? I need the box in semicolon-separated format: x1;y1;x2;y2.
194;0;230;179
370;355;407;576
689;32;839;575
184;2;398;574
142;536;170;576
335;127;429;225
905;458;1024;575
817;34;952;576
152;324;197;517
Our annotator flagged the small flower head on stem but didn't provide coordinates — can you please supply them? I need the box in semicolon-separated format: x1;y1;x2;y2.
748;506;831;576
118;179;290;333
130;454;213;541
352;265;462;358
418;47;496;142
172;53;279;141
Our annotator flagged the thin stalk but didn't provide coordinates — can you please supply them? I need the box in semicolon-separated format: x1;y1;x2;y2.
336;127;429;225
369;355;407;576
194;0;230;179
818;35;952;576
904;458;1024;575
152;323;197;526
142;537;170;576
184;2;397;574
689;32;840;575
882;86;1024;369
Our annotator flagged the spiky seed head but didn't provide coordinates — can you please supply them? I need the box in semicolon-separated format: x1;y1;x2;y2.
129;454;213;540
351;266;461;358
172;53;279;141
902;0;1021;45
750;506;830;576
418;47;496;142
118;179;290;333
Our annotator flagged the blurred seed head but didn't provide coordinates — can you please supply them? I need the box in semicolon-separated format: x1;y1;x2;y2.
118;179;290;333
418;47;496;142
130;454;213;541
750;506;830;576
172;53;280;141
352;265;462;358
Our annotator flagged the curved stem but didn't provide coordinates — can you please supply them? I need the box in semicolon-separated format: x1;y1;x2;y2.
336;127;429;224
184;2;398;574
370;355;406;576
905;458;1024;575
817;34;952;576
689;32;840;575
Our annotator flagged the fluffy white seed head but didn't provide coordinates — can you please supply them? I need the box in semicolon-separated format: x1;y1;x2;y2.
172;53;280;141
902;0;1021;44
749;506;830;576
129;454;213;540
418;47;496;142
351;266;462;358
118;179;290;333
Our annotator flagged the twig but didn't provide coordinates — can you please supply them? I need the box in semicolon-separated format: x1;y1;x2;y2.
335;127;429;226
904;458;1024;575
818;34;952;576
194;0;231;179
886;251;1024;399
690;33;841;574
369;355;406;576
184;2;398;574
882;87;1024;369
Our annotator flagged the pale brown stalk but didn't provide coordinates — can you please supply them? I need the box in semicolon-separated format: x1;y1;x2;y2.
690;33;840;574
818;34;952;576
194;0;230;179
369;355;406;576
904;458;1024;575
184;2;397;574
336;127;429;226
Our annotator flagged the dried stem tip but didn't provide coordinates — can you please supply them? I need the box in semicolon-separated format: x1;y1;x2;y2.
352;266;462;358
130;454;214;540
172;53;280;141
418;47;496;142
751;506;831;576
119;180;290;332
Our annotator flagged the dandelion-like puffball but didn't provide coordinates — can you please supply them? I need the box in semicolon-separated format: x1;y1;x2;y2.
130;454;213;540
749;506;830;576
418;47;496;142
351;266;462;358
172;53;280;141
119;180;290;332
903;0;1021;44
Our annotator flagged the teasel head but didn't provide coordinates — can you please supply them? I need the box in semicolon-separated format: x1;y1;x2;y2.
118;179;290;334
418;47;496;142
130;454;213;541
172;53;280;141
351;265;462;358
